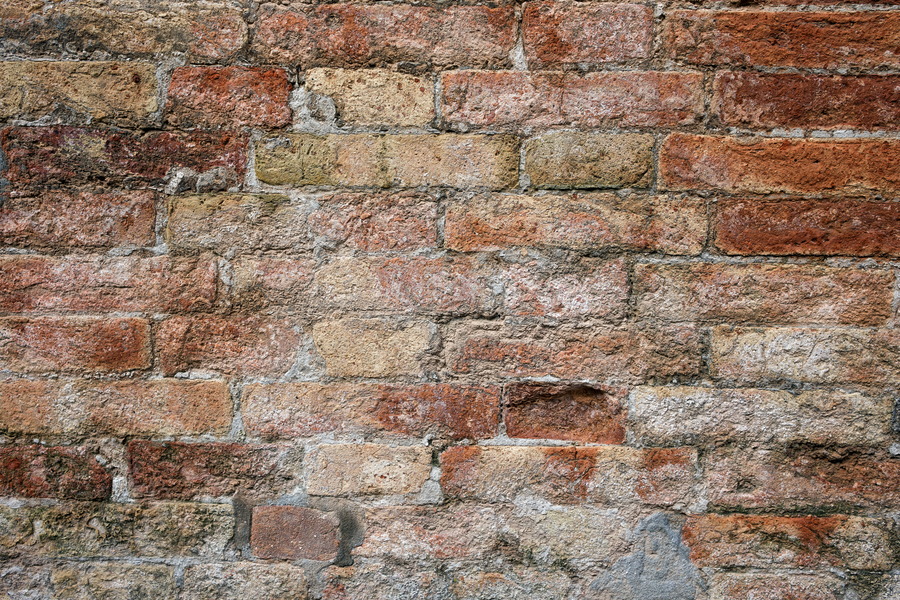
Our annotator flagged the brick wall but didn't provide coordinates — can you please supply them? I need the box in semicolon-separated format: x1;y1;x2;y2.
1;1;899;598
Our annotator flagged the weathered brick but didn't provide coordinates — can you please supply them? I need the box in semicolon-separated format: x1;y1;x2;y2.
505;383;626;444
634;263;893;326
629;386;894;446
0;2;246;62
50;562;176;600
447;320;703;383
714;198;900;257
182;562;309;600
449;565;574;599
0;445;111;501
0;316;150;374
524;132;653;189
0;378;231;437
682;514;894;570
0;563;50;599
440;445;698;507
306;443;432;496
252;4;515;68
660;134;900;195
0;501;233;559
706;446;900;511
128;441;301;501
251;506;340;561
157;315;306;377
0;254;218;313
167;66;292;129
711;326;900;385
0;61;156;125
664;11;900;69
709;573;844;600
502;257;629;320
445;193;706;255
523;2;653;68
313;255;497;315
242;383;500;441
232;257;316;309
312;318;432;378
713;72;900;131
1;126;247;189
255;133;519;189
306;68;434;127
442;70;703;130
0;189;155;250
321;561;450;600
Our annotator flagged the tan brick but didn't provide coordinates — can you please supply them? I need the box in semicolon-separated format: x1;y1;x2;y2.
306;68;434;127
711;326;900;384
524;132;654;189
634;263;894;326
629;386;893;446
50;563;176;600
0;61;156;125
231;257;316;309
445;193;706;255
181;563;308;600
312;318;431;377
255;133;519;189
709;573;844;600
306;443;432;496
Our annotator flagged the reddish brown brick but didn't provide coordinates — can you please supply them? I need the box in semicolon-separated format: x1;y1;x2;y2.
166;66;292;129
242;383;500;441
251;506;341;562
252;4;516;68
447;320;703;383
523;2;653;68
156;315;305;377
505;383;626;444
0;378;231;437
0;255;218;313
445;193;706;255
634;263;894;326
715;198;900;257
683;514;894;570
0;316;150;374
713;72;900;131
0;445;111;501
660;134;900;195
706;446;900;511
0;189;155;250
1;126;247;189
442;70;704;129
128;441;301;501
664;10;900;69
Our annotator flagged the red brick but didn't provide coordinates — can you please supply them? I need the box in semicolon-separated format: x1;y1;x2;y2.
441;70;703;129
706;446;900;511
447;320;703;383
714;198;900;257
1;126;247;189
242;383;500;441
713;72;900;131
251;506;340;562
128;441;300;501
664;10;900;69
660;134;900;195
0;255;218;313
0;316;150;374
0;445;111;501
252;4;516;68
0;378;231;437
166;66;292;130
683;514;894;570
445;193;706;255
523;2;653;68
156;315;305;377
634;263;893;326
0;189;155;250
504;383;626;444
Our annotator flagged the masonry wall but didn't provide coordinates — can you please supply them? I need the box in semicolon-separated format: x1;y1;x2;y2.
1;0;899;598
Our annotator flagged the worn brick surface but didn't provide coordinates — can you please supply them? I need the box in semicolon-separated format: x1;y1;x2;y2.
0;445;112;500
181;563;308;600
306;443;433;496
312;318;432;377
524;132;654;189
251;506;340;561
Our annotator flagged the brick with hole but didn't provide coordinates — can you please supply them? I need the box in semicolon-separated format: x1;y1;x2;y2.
504;383;626;444
251;506;341;562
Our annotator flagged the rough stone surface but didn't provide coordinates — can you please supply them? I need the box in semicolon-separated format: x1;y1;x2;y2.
306;443;433;496
0;445;112;500
181;562;308;600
